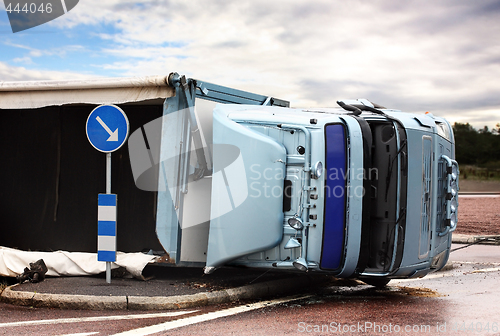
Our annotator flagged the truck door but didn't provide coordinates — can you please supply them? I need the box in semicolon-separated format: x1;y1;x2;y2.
153;80;212;265
205;108;287;270
133;73;290;267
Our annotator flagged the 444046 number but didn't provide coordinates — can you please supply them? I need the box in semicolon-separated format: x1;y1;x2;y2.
5;2;53;14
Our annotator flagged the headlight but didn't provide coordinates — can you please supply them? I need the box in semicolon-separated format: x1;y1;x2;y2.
452;187;457;196
449;212;458;228
451;165;458;181
311;161;323;179
292;257;308;271
441;155;459;235
288;216;304;230
450;197;458;213
451;177;458;199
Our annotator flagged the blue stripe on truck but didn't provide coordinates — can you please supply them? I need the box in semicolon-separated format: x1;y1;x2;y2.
320;124;347;270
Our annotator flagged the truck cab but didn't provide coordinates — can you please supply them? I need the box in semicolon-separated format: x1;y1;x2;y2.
200;100;458;284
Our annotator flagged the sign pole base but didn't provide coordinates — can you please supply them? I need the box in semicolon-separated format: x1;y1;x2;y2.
106;262;111;284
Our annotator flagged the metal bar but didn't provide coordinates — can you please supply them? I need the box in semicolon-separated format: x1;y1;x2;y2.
0;75;170;91
196;92;265;105
106;153;111;194
186;81;208;179
194;80;290;107
106;152;111;283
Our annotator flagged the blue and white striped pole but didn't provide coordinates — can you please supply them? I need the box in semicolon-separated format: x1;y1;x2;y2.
99;152;115;283
98;192;116;283
98;194;117;261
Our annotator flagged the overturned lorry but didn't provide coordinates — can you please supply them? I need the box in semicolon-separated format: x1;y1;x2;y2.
0;73;458;285
130;73;459;286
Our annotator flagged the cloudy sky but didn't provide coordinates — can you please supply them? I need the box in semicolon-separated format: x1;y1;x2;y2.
1;0;499;129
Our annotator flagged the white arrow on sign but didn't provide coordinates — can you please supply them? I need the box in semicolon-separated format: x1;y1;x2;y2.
96;116;119;142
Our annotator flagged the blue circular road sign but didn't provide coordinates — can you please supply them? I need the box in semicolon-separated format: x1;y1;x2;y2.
86;105;129;153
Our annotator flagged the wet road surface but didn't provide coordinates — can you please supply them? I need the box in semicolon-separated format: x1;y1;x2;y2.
1;244;499;335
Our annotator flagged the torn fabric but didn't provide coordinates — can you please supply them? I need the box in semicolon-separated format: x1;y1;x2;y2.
0;246;156;279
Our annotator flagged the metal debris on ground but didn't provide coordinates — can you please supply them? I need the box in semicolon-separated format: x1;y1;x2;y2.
16;259;48;284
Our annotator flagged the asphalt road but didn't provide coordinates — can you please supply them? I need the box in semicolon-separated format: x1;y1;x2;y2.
1;243;499;336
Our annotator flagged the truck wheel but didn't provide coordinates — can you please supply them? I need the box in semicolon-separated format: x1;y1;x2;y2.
360;277;391;288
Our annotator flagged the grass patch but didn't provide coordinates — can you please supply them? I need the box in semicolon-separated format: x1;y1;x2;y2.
480;161;500;170
0;280;7;295
0;276;16;295
460;165;500;181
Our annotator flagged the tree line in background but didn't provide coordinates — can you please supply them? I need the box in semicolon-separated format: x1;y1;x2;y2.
452;122;500;175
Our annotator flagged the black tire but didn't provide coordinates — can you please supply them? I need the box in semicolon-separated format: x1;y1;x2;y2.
360;277;391;288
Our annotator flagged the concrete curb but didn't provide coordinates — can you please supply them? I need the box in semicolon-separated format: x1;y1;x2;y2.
1;275;324;310
452;234;500;245
1;285;128;310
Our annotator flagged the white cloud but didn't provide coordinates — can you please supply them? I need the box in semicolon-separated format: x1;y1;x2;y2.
0;61;97;81
12;56;33;64
4;41;86;59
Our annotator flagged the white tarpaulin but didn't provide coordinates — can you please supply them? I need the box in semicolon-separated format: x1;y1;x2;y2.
0;246;156;279
0;75;175;109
